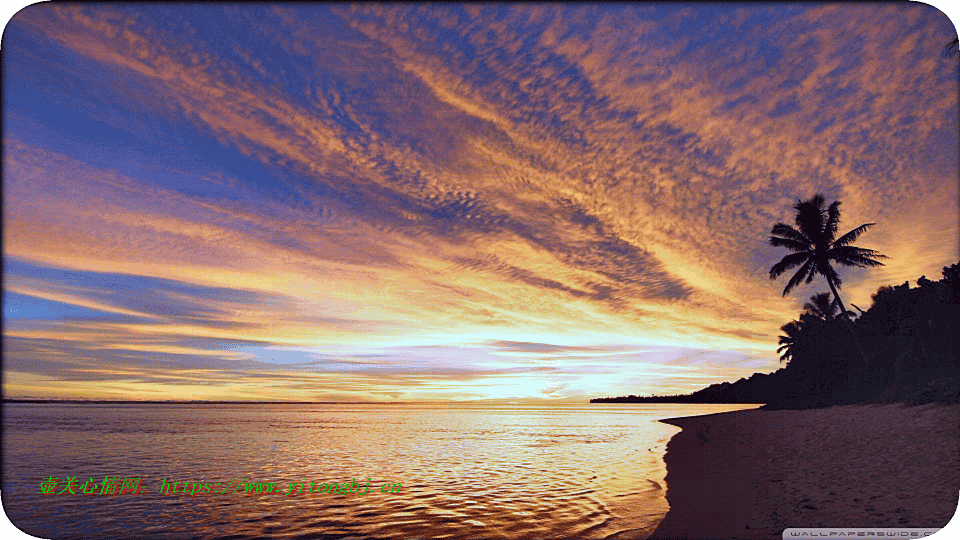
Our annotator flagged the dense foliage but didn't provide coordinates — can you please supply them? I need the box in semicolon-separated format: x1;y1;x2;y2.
592;262;960;408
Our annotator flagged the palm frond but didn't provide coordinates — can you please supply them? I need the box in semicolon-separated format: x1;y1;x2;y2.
833;223;875;247
781;320;801;332
794;194;827;241
770;223;812;246
769;236;809;251
825;201;841;239
803;292;834;320
777;322;799;362
830;245;887;267
769;252;810;279
807;254;829;283
821;263;842;287
793;193;825;214
770;223;811;252
799;312;822;326
782;259;813;295
831;295;843;315
768;193;884;319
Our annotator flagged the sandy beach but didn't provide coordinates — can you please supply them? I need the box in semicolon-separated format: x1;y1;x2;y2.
648;404;960;540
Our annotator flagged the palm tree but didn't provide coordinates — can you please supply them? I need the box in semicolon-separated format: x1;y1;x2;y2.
769;193;887;321
803;292;838;321
803;292;856;322
777;320;802;364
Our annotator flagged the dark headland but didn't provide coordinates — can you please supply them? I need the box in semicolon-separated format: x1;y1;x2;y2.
593;262;960;409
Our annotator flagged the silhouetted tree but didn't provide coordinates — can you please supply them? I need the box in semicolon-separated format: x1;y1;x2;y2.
768;194;887;321
856;263;960;388
593;264;958;406
803;292;834;321
777;320;802;364
802;291;857;322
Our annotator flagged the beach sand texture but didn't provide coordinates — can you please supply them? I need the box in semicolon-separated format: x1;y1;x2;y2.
649;404;960;540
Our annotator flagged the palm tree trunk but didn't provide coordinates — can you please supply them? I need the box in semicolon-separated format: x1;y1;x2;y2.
827;277;870;380
826;278;850;321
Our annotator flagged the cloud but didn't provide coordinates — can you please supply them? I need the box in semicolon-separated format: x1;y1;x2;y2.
3;4;955;400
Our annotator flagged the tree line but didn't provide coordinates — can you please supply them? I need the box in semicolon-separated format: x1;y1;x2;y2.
593;195;958;408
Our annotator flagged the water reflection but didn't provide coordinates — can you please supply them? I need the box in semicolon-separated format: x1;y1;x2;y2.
2;403;758;539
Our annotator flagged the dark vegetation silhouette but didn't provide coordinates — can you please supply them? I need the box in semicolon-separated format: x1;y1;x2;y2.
593;195;959;408
802;291;855;321
592;263;960;407
768;194;886;319
768;194;882;371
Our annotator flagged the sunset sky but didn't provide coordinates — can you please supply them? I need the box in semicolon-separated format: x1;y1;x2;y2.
3;4;958;402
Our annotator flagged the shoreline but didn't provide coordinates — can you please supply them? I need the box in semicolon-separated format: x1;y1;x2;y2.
647;404;960;540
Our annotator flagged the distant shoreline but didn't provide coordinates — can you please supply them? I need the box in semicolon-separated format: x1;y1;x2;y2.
1;399;406;405
647;403;960;539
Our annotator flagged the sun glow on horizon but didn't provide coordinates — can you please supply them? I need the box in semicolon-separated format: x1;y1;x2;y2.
3;4;957;401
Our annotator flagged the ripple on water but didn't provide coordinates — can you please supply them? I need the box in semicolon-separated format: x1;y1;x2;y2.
3;403;760;540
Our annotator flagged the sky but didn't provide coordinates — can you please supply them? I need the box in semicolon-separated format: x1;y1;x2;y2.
2;4;958;402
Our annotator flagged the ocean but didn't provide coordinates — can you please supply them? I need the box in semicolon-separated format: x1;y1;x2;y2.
2;402;758;539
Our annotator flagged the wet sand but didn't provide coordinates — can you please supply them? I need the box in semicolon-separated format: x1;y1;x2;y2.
648;404;960;540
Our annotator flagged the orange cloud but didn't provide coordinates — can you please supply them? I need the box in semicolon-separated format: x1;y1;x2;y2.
4;4;955;400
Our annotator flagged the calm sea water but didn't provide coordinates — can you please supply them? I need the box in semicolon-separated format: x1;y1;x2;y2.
2;403;758;540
